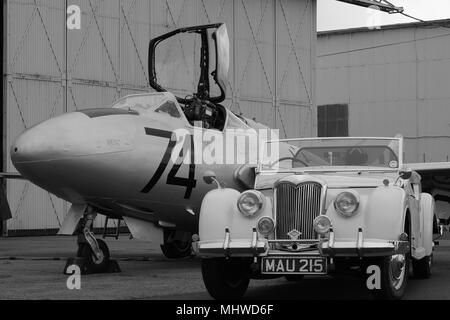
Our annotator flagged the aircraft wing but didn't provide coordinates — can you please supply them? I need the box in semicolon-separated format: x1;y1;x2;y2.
0;172;24;221
0;172;25;180
407;162;450;222
407;162;450;192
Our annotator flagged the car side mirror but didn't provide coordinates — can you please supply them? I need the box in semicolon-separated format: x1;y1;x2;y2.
203;171;223;189
399;169;412;180
203;171;216;184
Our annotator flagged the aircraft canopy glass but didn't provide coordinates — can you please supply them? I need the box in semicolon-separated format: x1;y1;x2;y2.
112;94;182;119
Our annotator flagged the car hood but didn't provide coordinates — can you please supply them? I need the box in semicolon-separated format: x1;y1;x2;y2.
255;171;398;190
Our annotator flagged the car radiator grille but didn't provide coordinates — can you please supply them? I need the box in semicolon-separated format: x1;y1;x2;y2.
275;182;322;240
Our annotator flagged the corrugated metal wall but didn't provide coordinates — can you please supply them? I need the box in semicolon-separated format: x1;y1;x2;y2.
3;0;316;234
317;22;450;163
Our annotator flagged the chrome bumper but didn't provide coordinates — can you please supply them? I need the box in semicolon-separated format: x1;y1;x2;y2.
319;228;410;257
194;228;268;257
194;228;410;258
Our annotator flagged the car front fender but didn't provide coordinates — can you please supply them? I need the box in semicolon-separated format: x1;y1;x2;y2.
420;192;435;257
327;186;408;241
199;188;272;242
364;186;408;240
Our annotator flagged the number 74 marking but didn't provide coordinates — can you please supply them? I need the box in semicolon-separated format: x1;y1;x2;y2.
141;128;196;199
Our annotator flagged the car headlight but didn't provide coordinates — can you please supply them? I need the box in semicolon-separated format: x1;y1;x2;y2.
257;217;275;235
334;190;360;217
313;215;332;234
237;190;265;217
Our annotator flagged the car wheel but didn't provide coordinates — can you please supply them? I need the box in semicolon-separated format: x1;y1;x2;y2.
371;253;409;300
412;254;432;279
201;258;250;300
79;239;110;273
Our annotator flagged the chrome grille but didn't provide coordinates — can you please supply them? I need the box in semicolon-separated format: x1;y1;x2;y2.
275;182;322;240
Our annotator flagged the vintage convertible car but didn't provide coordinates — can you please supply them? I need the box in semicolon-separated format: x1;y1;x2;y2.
193;136;437;300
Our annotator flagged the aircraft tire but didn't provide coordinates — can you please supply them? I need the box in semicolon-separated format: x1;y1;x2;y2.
160;240;191;259
79;239;111;273
201;258;250;300
160;229;192;259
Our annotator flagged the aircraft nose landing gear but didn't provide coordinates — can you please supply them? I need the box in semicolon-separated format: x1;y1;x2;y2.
63;206;121;275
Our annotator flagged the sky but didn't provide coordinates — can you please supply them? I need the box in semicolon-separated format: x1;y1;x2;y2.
318;0;450;31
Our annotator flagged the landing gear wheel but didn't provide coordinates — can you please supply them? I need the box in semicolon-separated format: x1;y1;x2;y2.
412;254;432;279
79;239;110;273
160;229;192;259
201;258;250;300
370;253;409;300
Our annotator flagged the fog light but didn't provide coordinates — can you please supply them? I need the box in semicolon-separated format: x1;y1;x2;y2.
313;215;332;234
257;217;275;235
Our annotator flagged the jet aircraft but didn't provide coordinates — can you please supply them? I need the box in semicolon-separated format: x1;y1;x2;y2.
1;23;274;270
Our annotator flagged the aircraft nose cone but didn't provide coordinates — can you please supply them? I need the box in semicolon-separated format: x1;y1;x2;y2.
11;112;84;165
11;126;50;164
10;110;136;201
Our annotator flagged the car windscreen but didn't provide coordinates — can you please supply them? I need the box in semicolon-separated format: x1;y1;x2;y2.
295;146;398;168
260;138;401;172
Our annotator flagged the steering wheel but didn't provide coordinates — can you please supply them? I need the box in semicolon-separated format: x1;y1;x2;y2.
269;157;308;168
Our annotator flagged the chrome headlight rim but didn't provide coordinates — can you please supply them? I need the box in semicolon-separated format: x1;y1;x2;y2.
237;190;265;218
334;190;360;217
257;216;275;235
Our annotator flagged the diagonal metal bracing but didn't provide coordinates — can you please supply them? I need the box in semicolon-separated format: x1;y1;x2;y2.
69;86;78;110
200;0;212;24
238;0;290;137
163;0;195;90
8;81;28;130
48;85;63;119
237;0;269;94
69;0;105;74
88;0;119;83
240;0;273;97
120;0;137;34
47;193;62;228
272;0;312;138
277;0;311;104
120;4;150;86
34;0;63;76
12;183;29;221
10;6;38;71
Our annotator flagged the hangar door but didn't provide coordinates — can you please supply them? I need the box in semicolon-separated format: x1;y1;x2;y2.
4;0;316;235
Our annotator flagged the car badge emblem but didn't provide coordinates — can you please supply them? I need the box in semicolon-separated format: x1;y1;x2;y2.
287;229;301;240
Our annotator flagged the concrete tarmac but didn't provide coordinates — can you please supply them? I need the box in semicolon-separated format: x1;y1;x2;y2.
1;235;450;300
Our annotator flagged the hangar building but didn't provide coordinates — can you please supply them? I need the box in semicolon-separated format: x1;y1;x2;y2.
2;0;317;235
317;19;450;163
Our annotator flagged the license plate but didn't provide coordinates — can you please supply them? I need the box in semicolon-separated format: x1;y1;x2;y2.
261;257;327;275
